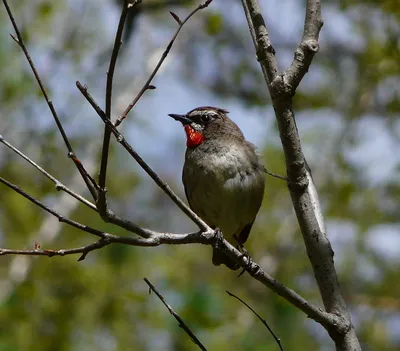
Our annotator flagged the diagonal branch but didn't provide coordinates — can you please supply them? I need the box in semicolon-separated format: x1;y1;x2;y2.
144;278;207;351
2;0;98;201
0;135;97;212
114;0;214;127
0;175;343;330
0;176;211;250
241;0;361;349
76;81;209;232
226;290;284;351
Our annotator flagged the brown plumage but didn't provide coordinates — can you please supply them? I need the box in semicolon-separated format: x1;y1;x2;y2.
169;107;266;269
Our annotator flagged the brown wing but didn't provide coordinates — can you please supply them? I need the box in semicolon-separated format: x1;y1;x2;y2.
182;165;194;210
237;220;255;245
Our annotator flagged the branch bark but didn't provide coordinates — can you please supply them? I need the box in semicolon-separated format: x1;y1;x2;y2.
1;0;361;348
241;0;361;349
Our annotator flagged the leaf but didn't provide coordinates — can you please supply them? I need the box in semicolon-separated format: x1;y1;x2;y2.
205;13;223;36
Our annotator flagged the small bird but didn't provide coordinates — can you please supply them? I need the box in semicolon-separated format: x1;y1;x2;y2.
169;106;266;270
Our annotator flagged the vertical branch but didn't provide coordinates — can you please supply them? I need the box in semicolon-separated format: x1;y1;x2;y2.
98;0;140;197
241;0;362;350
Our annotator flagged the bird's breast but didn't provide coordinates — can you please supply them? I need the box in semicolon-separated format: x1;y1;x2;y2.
183;143;265;238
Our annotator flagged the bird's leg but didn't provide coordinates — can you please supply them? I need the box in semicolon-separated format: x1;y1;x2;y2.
213;227;224;250
233;234;253;277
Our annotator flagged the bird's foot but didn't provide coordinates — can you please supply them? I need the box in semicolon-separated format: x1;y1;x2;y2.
213;227;224;250
233;234;253;277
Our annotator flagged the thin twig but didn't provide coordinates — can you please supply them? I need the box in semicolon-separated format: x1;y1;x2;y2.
2;0;98;201
226;290;284;351
0;176;105;239
0;240;109;261
0;174;343;330
263;167;287;181
0;176;213;253
99;0;141;202
144;278;207;351
0;135;97;211
115;0;214;126
76;81;210;232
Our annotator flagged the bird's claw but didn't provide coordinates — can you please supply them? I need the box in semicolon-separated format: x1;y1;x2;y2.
233;234;253;277
213;227;224;250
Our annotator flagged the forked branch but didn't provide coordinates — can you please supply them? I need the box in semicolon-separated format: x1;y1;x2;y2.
241;0;361;349
0;0;358;344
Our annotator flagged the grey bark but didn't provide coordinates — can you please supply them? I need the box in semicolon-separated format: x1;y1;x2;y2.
241;0;362;350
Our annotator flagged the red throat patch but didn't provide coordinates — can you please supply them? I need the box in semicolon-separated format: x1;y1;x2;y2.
184;125;205;148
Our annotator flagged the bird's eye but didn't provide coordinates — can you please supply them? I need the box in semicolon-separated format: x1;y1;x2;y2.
201;114;211;123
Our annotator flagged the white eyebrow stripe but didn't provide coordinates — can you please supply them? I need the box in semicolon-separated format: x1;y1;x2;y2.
189;110;218;118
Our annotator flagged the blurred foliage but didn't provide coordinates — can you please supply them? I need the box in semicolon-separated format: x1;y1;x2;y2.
0;0;399;350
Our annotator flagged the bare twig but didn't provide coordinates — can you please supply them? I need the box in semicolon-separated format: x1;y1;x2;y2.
0;1;361;345
0;240;110;261
114;0;214;127
241;0;361;349
226;290;283;351
2;0;98;201
98;0;141;207
0;174;344;330
0;176;213;251
263;167;287;181
76;81;210;232
0;135;97;211
144;278;207;351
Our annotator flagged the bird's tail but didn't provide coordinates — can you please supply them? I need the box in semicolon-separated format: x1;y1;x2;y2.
212;248;240;270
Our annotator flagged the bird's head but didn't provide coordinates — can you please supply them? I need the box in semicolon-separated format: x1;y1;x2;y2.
168;106;243;148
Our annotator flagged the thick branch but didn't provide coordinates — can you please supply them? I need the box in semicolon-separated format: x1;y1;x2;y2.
242;0;361;349
241;0;278;84
286;0;323;90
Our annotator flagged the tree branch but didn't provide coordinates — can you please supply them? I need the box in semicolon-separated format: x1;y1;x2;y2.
0;135;97;212
286;0;323;90
98;0;141;207
144;278;207;351
0;1;360;347
226;290;283;351
0;173;344;330
241;0;361;349
0;176;211;249
115;0;214;127
76;81;210;232
2;0;98;201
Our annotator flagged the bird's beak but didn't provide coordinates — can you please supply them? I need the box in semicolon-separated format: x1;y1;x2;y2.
168;113;192;125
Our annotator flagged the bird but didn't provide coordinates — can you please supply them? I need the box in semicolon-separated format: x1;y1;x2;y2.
169;106;266;270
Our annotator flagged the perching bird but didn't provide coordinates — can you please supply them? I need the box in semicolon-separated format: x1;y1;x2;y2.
169;106;266;270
